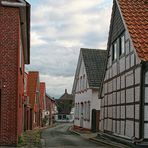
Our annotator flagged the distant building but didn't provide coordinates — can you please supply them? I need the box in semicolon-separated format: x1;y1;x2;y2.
72;48;107;131
56;89;74;122
40;82;46;126
23;72;31;131
0;0;30;146
99;0;148;146
27;71;40;129
46;94;57;125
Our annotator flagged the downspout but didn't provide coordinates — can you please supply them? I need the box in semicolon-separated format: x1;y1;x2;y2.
132;61;145;144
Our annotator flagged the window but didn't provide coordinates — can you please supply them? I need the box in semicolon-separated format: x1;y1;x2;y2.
84;102;86;120
87;101;90;120
112;42;117;61
119;34;125;56
76;78;79;92
75;103;78;118
63;115;66;119
80;76;82;91
34;112;36;123
83;75;85;90
78;103;79;118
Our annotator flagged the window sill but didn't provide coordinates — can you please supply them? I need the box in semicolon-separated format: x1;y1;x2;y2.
112;59;117;64
119;52;125;59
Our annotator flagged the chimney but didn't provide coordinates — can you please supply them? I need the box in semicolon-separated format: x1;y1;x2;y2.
65;89;67;94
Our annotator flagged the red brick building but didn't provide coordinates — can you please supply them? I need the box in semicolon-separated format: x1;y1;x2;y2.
40;82;46;126
23;72;31;131
27;71;40;129
46;94;57;125
0;0;30;146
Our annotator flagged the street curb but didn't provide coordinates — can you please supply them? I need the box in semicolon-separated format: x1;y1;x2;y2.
90;137;130;148
69;126;130;148
68;126;81;136
90;137;121;148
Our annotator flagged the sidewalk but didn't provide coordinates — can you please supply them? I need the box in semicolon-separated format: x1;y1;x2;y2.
69;126;130;148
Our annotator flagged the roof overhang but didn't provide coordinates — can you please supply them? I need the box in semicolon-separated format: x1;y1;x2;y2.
1;0;30;64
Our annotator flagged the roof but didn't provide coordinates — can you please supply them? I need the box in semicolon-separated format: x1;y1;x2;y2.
81;48;107;88
46;93;55;102
59;89;73;100
118;0;148;61
27;71;39;108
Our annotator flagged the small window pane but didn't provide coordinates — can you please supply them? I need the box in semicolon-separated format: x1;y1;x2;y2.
120;34;125;56
145;71;148;84
112;42;117;61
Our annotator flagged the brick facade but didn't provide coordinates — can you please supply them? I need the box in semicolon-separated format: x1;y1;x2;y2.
0;1;30;146
27;71;40;129
0;7;21;146
40;82;46;126
46;94;56;125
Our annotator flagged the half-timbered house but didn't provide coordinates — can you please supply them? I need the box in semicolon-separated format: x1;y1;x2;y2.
72;48;107;131
99;0;148;146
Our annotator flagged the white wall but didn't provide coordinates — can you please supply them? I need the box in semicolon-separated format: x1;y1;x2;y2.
74;58;100;130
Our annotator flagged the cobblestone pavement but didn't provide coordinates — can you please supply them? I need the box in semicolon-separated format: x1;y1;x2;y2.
41;123;111;148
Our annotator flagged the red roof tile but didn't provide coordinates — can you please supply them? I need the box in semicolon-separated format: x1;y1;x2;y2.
118;0;148;61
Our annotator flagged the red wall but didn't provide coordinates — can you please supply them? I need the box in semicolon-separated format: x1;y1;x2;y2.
0;7;24;146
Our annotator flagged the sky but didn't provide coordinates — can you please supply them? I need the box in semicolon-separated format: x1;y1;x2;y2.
26;0;113;99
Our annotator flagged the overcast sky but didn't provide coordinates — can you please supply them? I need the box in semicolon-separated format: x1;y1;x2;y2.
26;0;113;99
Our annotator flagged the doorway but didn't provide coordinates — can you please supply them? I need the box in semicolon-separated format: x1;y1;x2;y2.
91;109;100;132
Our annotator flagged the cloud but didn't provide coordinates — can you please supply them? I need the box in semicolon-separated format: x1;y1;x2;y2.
31;31;48;47
27;0;112;97
40;74;74;99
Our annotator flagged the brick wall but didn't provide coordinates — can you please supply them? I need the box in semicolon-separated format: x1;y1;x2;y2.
0;6;23;146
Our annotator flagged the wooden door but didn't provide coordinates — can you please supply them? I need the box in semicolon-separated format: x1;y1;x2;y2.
91;109;100;132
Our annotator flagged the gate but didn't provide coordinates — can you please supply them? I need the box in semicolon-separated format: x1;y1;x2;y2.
91;109;100;132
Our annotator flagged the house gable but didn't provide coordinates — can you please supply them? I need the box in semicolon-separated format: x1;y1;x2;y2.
72;50;89;94
99;0;143;141
108;0;125;48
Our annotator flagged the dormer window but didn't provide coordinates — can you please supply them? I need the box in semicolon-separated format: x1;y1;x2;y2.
112;42;117;61
119;34;125;56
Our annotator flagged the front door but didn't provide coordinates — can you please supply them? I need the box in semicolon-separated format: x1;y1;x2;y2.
80;103;83;127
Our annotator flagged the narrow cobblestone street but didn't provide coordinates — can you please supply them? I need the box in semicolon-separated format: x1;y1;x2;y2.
41;123;110;148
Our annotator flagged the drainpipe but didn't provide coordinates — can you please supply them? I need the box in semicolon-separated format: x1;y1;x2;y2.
1;0;26;7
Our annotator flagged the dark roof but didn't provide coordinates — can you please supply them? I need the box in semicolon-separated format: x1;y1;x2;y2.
81;48;107;88
59;89;73;100
118;0;148;61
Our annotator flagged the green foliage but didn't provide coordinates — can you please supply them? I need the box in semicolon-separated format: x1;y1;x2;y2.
17;129;41;147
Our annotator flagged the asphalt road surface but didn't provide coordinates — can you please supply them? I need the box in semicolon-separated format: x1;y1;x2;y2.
41;123;110;148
